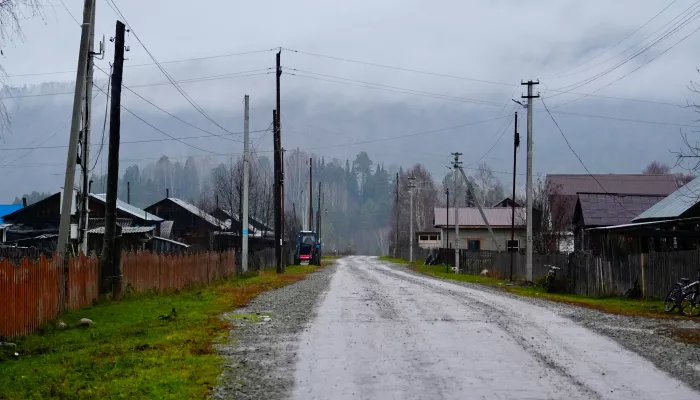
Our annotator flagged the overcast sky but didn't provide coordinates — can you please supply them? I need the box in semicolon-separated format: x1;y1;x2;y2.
1;0;700;201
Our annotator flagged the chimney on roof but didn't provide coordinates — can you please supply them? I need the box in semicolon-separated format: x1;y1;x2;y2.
22;197;27;207
166;188;170;198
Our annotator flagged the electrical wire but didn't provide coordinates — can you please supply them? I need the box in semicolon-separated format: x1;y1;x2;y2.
541;98;634;214
94;64;251;142
284;68;698;128
547;2;700;97
91;84;227;155
547;0;680;78
104;0;238;136
91;67;112;170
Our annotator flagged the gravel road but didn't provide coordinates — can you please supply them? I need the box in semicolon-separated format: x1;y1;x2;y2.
214;256;700;400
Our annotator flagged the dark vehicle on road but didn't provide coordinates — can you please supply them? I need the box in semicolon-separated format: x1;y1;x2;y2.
294;230;321;266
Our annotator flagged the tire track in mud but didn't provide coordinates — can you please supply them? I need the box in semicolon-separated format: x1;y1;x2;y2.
364;258;636;400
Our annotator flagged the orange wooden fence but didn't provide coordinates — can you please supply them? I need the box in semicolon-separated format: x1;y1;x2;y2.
0;249;236;338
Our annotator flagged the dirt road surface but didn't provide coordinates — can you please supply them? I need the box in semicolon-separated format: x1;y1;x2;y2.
290;256;698;400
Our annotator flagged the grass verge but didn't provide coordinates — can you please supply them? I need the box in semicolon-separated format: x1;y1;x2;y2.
378;256;410;265
0;264;325;400
411;264;669;319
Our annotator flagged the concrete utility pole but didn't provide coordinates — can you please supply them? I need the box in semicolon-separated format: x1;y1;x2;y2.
522;80;539;282
445;188;449;248
57;0;95;255
79;1;97;255
510;111;519;281
242;94;250;273
101;20;125;298
452;152;462;272
394;172;399;259
408;176;416;264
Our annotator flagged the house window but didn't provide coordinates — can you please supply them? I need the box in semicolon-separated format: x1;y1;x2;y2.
429;235;439;241
507;239;520;251
419;235;429;241
467;239;481;251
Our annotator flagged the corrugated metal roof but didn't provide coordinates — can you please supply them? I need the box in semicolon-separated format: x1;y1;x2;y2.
633;175;700;221
0;204;23;223
88;226;155;235
434;207;525;227
546;174;679;196
90;194;163;222
168;198;229;229
575;193;665;227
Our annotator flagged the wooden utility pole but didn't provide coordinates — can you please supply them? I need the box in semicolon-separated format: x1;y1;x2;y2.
510;112;519;281
316;181;322;235
57;0;95;255
522;80;540;282
100;21;125;298
273;108;283;273
274;49;285;273
408;176;416;263
127;182;130;204
394;172;399;259
308;158;313;231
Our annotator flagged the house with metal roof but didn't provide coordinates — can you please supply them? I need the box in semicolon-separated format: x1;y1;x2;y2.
1;191;163;252
572;193;666;254
433;207;527;251
583;176;700;254
145;197;229;251
633;175;700;222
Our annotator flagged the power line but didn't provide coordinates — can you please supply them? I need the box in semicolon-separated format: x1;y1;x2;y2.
103;0;236;135
91;67;112;170
5;49;275;78
548;0;680;78
550;20;700;108
541;98;634;214
91;83;226;155
285;68;698;128
0;69;272;100
94;64;248;142
548;2;700;97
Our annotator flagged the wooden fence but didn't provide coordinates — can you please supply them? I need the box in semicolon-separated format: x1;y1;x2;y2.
433;247;700;299
0;249;235;338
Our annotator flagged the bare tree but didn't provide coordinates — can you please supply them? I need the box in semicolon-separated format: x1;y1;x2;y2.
643;161;671;174
516;178;571;254
0;1;43;128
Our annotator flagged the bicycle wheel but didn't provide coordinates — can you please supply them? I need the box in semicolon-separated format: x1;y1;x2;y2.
681;291;700;317
664;287;680;312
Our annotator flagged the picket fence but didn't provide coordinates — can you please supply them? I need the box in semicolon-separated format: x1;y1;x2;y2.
0;250;235;338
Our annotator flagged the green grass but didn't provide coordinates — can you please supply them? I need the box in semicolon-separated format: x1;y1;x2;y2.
408;263;669;318
378;256;411;264
0;264;324;400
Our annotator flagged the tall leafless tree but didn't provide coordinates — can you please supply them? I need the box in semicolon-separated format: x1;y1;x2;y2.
0;0;43;129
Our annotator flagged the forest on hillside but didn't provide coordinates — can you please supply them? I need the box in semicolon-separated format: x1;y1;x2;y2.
12;149;511;255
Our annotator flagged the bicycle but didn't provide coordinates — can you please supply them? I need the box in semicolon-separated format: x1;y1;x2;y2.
664;268;700;315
